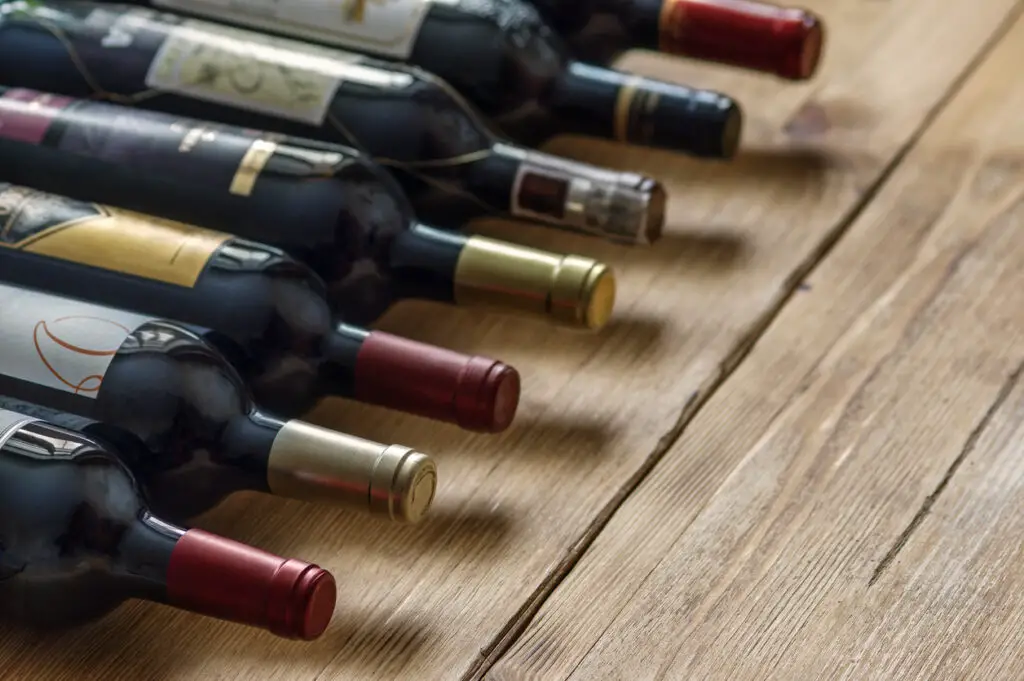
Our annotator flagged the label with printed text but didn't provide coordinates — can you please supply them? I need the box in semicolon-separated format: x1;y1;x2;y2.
0;184;230;287
145;17;365;125
151;0;431;59
0;282;154;398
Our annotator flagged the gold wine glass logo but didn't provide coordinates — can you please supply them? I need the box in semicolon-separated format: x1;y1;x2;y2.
343;0;390;23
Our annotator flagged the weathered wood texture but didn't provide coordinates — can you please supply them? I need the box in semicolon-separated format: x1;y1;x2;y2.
490;7;1024;680
1;1;1020;680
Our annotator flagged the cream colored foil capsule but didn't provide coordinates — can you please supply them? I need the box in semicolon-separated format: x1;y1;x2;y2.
506;145;667;245
266;420;437;523
454;236;617;330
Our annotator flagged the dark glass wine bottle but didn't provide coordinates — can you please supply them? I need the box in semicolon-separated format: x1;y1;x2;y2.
0;86;617;330
107;0;743;156
0;1;667;246
0;408;337;638
0;284;438;522
525;0;824;81
0;179;520;433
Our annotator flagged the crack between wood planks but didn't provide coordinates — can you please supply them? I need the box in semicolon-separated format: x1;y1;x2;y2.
869;359;1024;587
460;6;1024;680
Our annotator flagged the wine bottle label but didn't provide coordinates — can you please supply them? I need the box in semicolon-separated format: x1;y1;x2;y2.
144;16;365;126
0;88;287;198
0;183;230;287
150;0;431;60
0;282;152;398
506;145;657;244
0;408;37;446
0;90;77;144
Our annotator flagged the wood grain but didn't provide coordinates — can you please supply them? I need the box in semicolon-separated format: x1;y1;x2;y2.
0;0;1019;679
489;8;1024;680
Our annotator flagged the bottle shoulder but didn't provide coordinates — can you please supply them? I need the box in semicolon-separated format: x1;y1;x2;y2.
414;2;567;116
0;422;142;576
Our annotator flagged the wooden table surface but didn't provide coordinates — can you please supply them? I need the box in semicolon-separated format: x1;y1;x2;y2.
5;0;1024;678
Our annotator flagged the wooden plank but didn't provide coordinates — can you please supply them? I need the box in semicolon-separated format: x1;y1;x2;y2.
489;8;1024;680
0;1;1018;680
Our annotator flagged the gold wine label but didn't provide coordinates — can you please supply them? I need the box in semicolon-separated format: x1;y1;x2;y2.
0;184;230;287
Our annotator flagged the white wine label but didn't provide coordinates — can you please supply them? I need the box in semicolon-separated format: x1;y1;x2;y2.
0;284;153;399
145;17;364;125
151;0;431;60
0;408;37;447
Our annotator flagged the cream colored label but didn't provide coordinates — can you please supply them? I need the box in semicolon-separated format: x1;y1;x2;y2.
0;409;37;446
0;184;230;287
145;18;364;125
151;0;431;59
0;282;153;398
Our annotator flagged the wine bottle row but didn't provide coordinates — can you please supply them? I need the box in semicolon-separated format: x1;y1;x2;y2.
0;0;825;649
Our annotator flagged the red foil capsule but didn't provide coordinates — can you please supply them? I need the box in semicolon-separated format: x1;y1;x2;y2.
354;331;521;433
166;529;337;640
659;0;825;80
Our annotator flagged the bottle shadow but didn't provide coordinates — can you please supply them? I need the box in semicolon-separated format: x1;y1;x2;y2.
541;136;835;196
0;596;392;680
302;396;618;465
217;490;519;565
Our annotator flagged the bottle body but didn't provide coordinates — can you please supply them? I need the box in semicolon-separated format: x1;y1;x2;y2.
0;179;520;430
0;1;667;239
0;411;176;627
0;283;276;517
0;283;439;524
121;0;740;156
0;86;620;331
0;409;336;638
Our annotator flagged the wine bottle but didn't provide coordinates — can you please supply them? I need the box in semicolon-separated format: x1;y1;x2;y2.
0;2;667;246
526;0;824;81
0;283;438;522
0;179;520;433
0;87;617;330
107;0;743;157
0;408;337;638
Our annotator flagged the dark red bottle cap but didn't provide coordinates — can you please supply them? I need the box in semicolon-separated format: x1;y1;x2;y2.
166;529;337;640
355;331;521;433
659;0;825;80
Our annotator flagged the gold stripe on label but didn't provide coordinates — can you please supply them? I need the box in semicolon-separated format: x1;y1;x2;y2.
19;207;231;288
614;77;642;143
230;139;278;196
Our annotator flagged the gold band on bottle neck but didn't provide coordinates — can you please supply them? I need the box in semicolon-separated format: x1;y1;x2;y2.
453;236;616;331
266;420;437;523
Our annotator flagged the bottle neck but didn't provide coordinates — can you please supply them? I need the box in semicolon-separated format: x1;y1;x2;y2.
163;528;336;639
547;61;742;158
116;511;186;605
389;223;467;305
262;419;438;523
391;222;618;330
321;324;520;433
216;410;281;489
